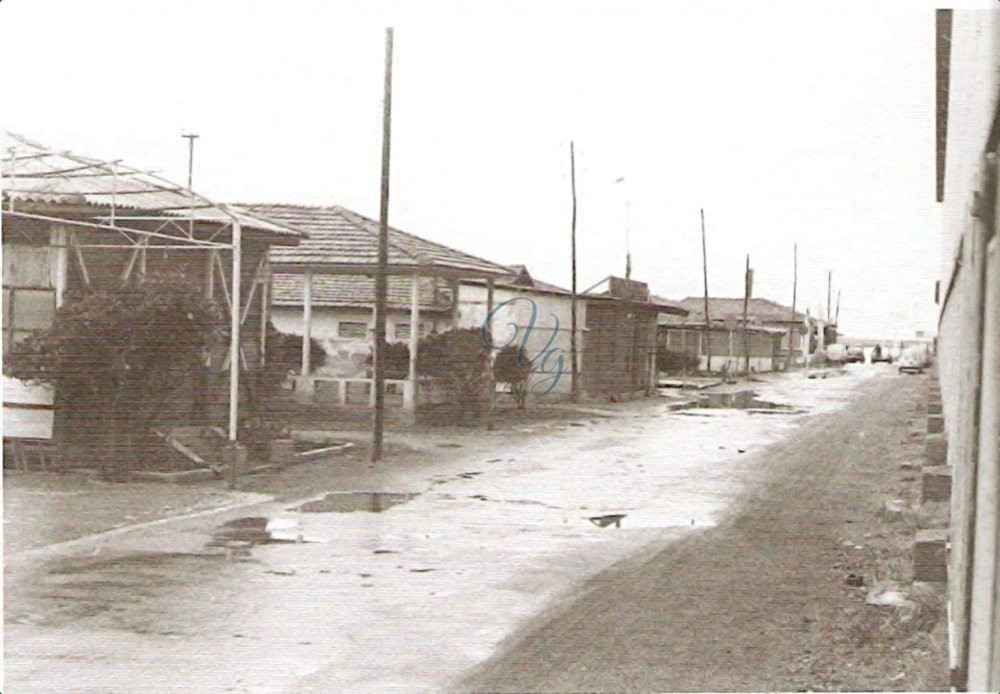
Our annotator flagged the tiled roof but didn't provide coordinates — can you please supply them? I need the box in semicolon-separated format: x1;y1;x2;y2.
239;203;511;276
677;297;806;324
2;133;301;238
271;273;449;311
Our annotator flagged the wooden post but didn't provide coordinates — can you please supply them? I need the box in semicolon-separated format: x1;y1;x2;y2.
227;221;242;490
486;277;495;430
700;209;712;371
827;270;832;325
260;261;269;367
372;27;394;463
404;273;420;411
570;141;579;402
743;254;751;374
450;277;460;328
789;242;797;368
302;271;313;376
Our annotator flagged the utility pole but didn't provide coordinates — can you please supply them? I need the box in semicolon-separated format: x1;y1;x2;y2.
372;28;393;463
742;254;751;374
835;289;841;328
790;243;798;369
182;133;199;237
570;142;579;403
827;270;833;324
700;209;712;372
625;200;631;280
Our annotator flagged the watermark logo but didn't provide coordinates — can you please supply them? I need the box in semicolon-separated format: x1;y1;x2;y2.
482;297;566;396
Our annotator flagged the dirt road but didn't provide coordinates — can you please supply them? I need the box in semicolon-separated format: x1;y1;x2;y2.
6;368;943;692
458;372;948;692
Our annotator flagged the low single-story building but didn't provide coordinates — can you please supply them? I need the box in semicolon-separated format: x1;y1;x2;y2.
580;277;689;399
255;207;588;400
2;133;303;456
657;320;787;373
675;296;813;366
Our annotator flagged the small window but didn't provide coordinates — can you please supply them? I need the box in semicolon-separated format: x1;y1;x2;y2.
338;321;368;339
395;322;428;340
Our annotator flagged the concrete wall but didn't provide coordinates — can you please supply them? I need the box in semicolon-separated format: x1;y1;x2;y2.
270;282;586;398
936;11;1000;690
660;326;781;373
456;284;584;398
270;305;443;378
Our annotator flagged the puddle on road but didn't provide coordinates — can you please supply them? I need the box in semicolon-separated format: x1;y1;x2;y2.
293;491;418;513
677;390;805;414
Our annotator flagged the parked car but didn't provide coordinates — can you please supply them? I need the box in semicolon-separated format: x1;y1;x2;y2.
898;345;930;374
845;346;865;363
825;344;848;364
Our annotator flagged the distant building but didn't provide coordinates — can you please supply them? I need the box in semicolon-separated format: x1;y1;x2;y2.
670;297;812;366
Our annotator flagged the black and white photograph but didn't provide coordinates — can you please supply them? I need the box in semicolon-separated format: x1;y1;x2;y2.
2;1;999;691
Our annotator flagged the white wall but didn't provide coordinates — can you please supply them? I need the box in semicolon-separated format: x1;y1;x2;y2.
457;283;585;397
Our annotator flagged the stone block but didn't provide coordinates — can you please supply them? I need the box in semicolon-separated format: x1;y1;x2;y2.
914;528;949;583
926;433;948;464
922;466;952;502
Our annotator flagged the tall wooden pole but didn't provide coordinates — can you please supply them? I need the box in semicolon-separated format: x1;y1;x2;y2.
835;289;841;328
569;142;579;402
827;270;832;324
742;254;751;374
227;221;242;490
790;243;798;368
700;209;712;372
372;28;393;463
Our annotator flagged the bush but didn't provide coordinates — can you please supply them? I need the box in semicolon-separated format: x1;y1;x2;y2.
5;272;222;471
656;348;700;375
416;328;490;414
493;344;533;408
366;341;410;380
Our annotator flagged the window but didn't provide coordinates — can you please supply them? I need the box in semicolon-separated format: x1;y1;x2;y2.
338;321;368;339
395;322;427;340
3;242;57;356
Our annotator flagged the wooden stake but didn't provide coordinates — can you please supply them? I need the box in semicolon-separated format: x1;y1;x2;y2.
570;142;579;402
700;209;711;372
372;28;393;463
827;270;832;324
790;243;797;368
743;254;751;374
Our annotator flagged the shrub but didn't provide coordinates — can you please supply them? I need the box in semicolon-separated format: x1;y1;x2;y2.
493;344;533;408
366;341;410;380
656;348;700;374
5;272;222;471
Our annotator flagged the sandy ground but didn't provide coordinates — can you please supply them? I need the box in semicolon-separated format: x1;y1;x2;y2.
4;366;912;692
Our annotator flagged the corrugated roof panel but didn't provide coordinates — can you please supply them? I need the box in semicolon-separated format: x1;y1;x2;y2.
2;133;302;238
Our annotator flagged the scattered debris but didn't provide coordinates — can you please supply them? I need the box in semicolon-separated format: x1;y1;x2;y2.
865;583;912;608
437;443;463;448
373;549;398;555
845;573;865;587
265;569;296;576
470;495;488;501
485;458;502;463
410;568;435;573
589;514;626;528
880;499;910;521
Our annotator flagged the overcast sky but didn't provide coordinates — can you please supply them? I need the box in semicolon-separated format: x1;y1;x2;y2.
3;0;958;338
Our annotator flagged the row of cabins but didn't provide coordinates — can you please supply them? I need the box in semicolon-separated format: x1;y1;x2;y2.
2;133;818;447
